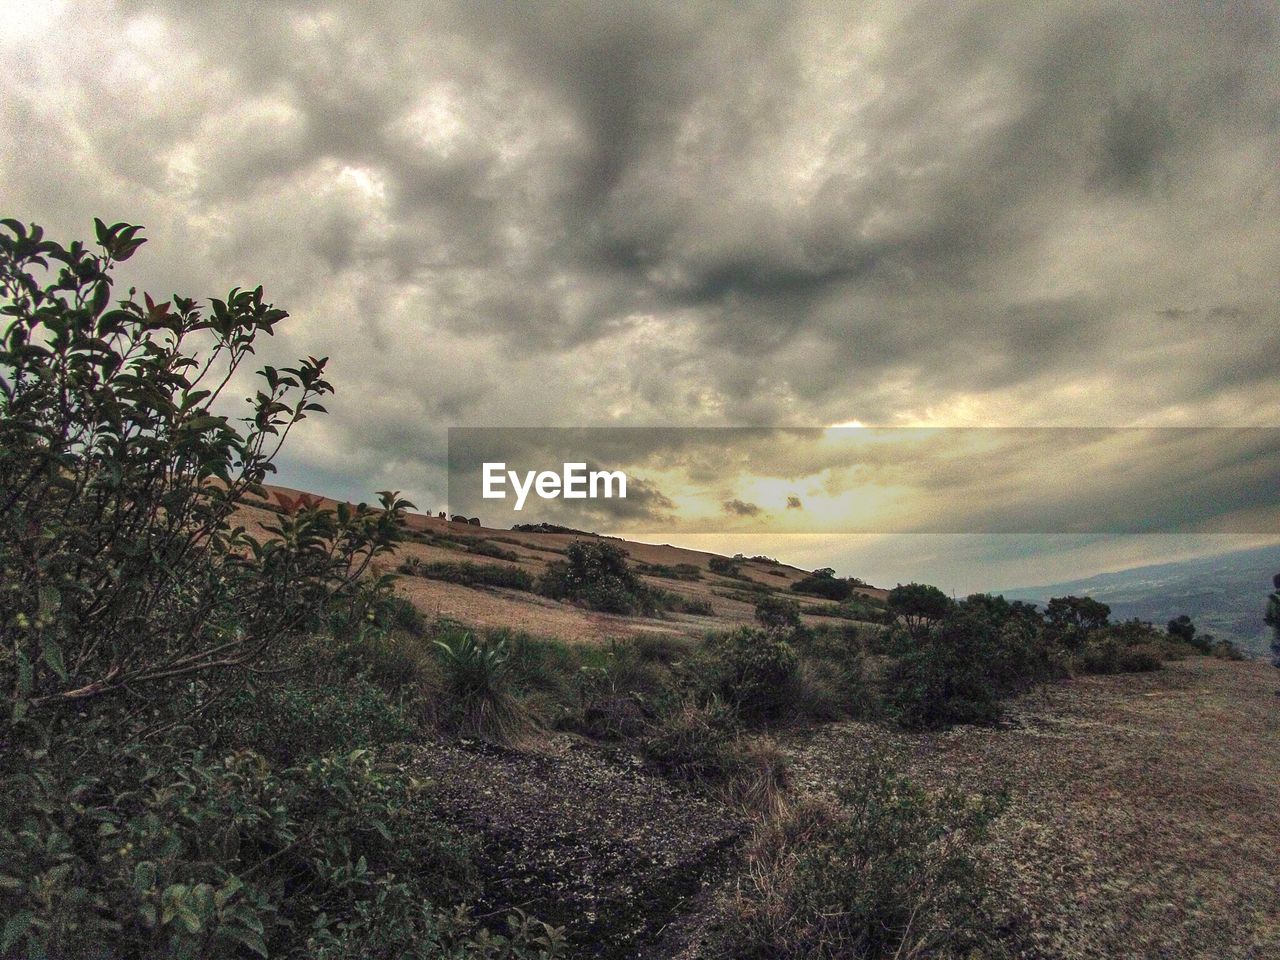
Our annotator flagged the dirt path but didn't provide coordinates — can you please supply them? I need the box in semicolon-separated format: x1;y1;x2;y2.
782;658;1280;959
405;735;745;958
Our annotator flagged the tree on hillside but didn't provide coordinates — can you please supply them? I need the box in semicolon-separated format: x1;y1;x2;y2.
887;583;952;641
1044;595;1111;650
1167;614;1210;653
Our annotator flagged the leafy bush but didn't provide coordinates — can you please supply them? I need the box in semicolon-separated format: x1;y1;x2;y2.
790;570;855;601
538;540;655;614
709;627;799;720
755;595;802;633
0;217;411;716
885;614;1011;729
400;558;534;591
0;734;562;960
714;754;1004;960
0;220;560;958
220;677;414;764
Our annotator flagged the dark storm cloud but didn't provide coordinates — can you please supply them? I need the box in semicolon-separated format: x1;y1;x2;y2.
3;0;1278;500
723;499;764;518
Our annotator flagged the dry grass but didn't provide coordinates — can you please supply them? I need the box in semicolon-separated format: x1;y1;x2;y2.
781;657;1280;959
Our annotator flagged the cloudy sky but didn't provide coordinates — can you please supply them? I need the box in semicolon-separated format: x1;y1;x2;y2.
3;0;1278;590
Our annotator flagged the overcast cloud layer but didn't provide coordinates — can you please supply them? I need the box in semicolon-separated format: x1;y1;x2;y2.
3;0;1278;585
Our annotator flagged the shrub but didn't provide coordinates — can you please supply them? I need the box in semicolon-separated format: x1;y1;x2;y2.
219;677;414;764
401;559;534;591
638;562;702;581
672;595;715;616
0;217;411;716
755;595;802;633
710;627;800;720
468;540;521;561
714;753;1003;960
0;219;562;959
538;540;654;614
630;633;695;664
709;555;744;577
1211;637;1246;660
1080;634;1163;674
0;734;562;960
883;611;1018;729
790;571;855;601
1077;620;1167;674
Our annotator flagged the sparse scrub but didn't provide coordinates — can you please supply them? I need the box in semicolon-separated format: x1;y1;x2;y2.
468;539;522;561
631;632;695;664
639;561;703;581
640;697;741;781
713;754;1004;960
401;558;535;591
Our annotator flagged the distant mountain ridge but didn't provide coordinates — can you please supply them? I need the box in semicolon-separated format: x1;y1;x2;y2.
1000;544;1280;657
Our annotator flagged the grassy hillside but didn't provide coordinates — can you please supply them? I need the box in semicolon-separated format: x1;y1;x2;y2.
239;485;890;643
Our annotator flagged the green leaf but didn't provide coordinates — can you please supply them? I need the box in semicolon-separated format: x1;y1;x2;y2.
0;911;32;952
224;926;269;958
41;640;68;681
177;905;202;934
134;860;157;893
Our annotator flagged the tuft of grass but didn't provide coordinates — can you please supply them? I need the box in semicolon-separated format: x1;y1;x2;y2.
713;752;1006;960
434;629;538;745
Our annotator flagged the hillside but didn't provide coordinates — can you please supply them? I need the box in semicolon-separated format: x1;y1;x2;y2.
1002;544;1280;657
238;486;888;642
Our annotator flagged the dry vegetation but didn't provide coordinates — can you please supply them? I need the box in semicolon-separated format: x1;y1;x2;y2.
781;657;1280;959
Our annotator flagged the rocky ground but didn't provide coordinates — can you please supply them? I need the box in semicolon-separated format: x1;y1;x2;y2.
406;734;745;958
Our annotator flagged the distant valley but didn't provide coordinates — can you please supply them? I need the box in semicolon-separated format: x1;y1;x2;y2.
1002;543;1280;657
